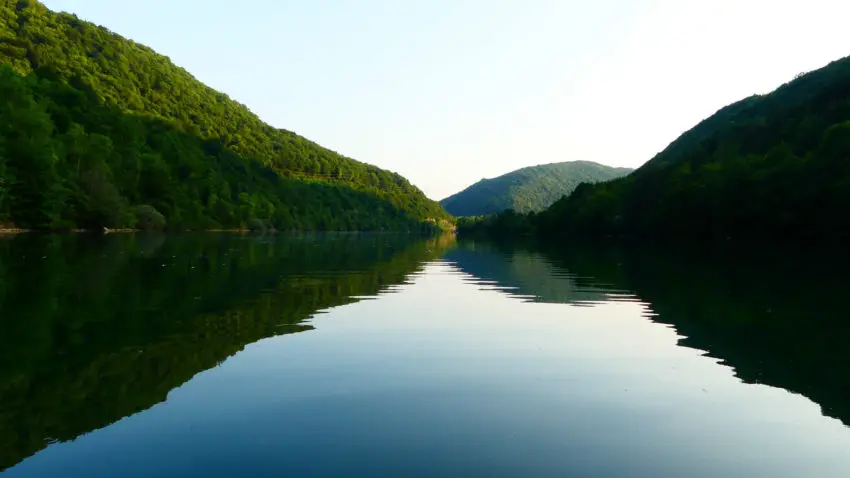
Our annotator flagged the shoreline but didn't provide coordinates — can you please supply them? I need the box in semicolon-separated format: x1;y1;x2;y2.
0;228;449;235
0;228;251;234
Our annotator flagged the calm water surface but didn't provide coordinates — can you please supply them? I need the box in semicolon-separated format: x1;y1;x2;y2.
1;233;849;477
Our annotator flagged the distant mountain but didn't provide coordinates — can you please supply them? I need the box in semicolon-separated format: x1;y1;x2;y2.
440;161;633;216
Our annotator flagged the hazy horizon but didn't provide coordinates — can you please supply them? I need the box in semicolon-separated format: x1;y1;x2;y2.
41;0;850;199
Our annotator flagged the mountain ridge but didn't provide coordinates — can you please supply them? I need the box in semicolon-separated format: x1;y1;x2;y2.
440;160;633;217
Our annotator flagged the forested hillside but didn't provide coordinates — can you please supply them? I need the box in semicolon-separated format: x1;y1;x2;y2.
0;0;448;230
440;161;632;216
537;55;850;240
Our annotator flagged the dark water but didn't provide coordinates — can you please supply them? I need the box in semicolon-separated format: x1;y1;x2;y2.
1;233;849;477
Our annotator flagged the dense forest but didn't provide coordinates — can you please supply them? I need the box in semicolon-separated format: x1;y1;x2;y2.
0;0;449;231
0;233;455;471
440;161;632;216
460;55;850;240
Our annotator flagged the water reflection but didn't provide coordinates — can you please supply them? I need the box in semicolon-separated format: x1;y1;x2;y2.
451;238;850;428
0;233;454;471
444;241;637;305
3;233;850;477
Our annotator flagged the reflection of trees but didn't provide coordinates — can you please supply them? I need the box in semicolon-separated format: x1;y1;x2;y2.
542;240;850;428
453;237;850;428
0;233;453;471
446;240;628;305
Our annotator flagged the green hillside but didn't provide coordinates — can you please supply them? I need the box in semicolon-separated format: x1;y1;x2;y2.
538;55;850;240
440;161;632;217
0;0;448;231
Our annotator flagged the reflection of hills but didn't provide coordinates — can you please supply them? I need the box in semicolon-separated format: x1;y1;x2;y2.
0;233;453;471
444;240;633;305
449;237;850;428
539;241;850;428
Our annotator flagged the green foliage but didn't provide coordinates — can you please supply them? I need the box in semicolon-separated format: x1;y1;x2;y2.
133;205;165;230
440;161;632;217
0;136;10;222
0;66;64;228
0;1;448;231
456;210;537;238
246;217;267;232
537;55;850;240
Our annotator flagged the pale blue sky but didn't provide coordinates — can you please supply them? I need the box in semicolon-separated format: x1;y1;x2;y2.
43;0;850;199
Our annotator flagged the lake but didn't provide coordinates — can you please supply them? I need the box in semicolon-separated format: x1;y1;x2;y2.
1;233;849;477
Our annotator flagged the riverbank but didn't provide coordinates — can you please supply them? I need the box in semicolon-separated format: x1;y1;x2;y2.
0;228;250;234
0;228;450;235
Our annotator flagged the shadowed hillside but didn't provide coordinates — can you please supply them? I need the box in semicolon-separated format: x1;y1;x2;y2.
538;55;850;239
